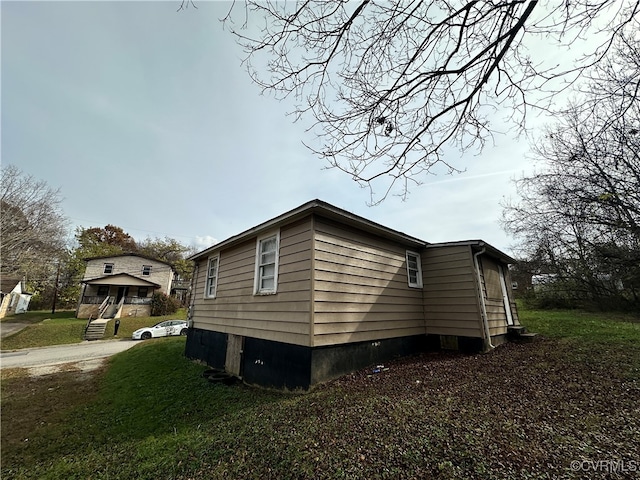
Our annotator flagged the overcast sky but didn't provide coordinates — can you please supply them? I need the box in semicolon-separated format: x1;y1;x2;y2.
3;1;572;256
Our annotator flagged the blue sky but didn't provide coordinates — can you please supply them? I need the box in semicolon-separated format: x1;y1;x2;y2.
3;1;555;255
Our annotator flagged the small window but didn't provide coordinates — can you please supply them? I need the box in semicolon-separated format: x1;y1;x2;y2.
142;265;152;276
255;232;279;294
406;251;423;288
205;255;219;298
138;287;149;298
103;263;114;274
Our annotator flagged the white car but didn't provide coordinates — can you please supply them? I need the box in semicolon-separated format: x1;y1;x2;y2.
132;320;188;340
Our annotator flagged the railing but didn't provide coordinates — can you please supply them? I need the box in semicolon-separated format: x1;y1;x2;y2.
114;296;126;318
82;295;151;305
124;296;152;305
98;296;114;318
99;297;112;315
171;280;191;290
82;295;110;305
84;314;93;338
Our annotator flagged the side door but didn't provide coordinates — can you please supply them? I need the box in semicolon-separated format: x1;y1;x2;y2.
498;265;514;326
154;321;170;337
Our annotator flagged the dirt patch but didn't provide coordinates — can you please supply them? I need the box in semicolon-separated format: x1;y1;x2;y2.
1;358;107;379
1;364;105;463
25;358;107;377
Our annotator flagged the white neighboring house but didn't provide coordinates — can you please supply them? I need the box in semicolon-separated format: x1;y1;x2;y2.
76;254;175;319
0;276;32;319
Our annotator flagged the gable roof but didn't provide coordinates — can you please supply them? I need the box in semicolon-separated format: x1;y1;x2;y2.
191;199;427;261
190;199;516;265
0;276;22;294
81;272;161;288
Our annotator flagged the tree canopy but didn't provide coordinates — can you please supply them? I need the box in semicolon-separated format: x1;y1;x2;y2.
221;0;639;202
138;236;197;281
75;225;139;259
0;165;68;277
502;34;640;309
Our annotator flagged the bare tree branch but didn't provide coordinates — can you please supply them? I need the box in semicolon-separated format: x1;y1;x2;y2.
220;0;639;203
501;33;640;307
1;165;69;277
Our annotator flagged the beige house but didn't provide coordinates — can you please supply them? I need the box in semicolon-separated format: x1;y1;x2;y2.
76;254;174;319
186;200;523;390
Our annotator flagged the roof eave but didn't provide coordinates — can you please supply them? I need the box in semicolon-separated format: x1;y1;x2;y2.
190;199;427;261
81;273;162;288
427;240;516;264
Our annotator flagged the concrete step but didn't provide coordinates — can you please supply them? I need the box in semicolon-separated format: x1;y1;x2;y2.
84;321;108;341
507;325;527;335
507;325;538;342
515;332;539;342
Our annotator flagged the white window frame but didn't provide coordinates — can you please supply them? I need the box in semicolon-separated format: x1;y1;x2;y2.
254;231;280;295
406;251;423;288
205;255;220;299
142;265;152;276
103;263;114;274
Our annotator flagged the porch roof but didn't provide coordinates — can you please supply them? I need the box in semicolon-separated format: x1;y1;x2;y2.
82;273;161;288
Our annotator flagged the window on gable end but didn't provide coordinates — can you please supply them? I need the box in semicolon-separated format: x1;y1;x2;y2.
255;232;279;294
103;263;114;274
406;251;423;288
205;255;219;298
142;265;152;276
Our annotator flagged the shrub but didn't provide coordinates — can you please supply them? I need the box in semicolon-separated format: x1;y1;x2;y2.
150;292;180;316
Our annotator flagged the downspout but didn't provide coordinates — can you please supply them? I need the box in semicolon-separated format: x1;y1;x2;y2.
473;246;494;352
187;263;198;328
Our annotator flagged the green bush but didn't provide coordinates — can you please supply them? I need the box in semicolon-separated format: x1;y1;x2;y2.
150;292;180;316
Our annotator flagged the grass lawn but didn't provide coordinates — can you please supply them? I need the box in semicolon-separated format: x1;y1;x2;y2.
1;310;187;350
1;309;639;479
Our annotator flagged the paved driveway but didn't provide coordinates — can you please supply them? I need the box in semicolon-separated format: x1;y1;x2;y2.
1;339;138;374
0;322;30;339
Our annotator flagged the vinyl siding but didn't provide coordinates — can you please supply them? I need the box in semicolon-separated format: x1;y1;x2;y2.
422;245;484;338
83;256;173;294
312;218;425;347
192;219;313;346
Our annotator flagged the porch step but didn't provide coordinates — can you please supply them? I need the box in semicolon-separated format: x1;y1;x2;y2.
507;326;527;335
515;332;539;342
508;325;538;343
84;320;108;341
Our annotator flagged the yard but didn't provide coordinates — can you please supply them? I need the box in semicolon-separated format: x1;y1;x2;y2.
1;308;639;479
0;310;187;350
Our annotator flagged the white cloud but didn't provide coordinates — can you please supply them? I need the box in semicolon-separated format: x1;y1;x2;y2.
192;236;218;251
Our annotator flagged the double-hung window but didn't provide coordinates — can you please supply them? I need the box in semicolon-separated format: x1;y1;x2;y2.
406;251;423;288
205;255;219;298
142;265;152;276
255;232;279;294
103;263;114;274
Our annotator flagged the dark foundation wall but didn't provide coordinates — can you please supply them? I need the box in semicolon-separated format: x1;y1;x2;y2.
242;337;312;391
185;329;227;370
185;328;484;391
185;328;312;390
311;335;433;385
